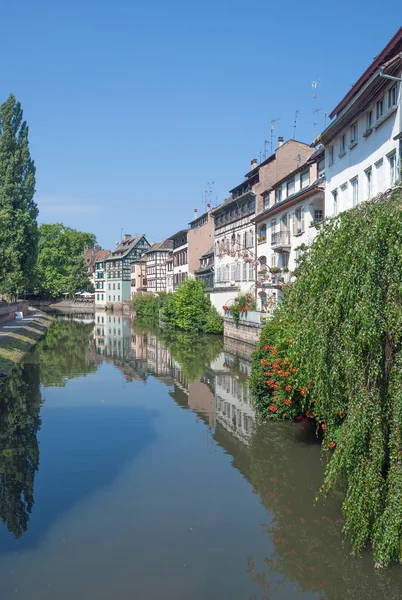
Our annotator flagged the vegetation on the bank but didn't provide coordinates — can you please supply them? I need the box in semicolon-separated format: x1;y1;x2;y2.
134;280;223;334
132;292;168;322
0;95;38;298
36;223;96;298
162;330;224;381
249;189;402;567
162;279;223;333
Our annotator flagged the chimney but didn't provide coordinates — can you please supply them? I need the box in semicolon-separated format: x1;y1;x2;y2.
250;158;258;170
194;208;198;220
124;233;131;241
278;136;284;148
207;203;211;211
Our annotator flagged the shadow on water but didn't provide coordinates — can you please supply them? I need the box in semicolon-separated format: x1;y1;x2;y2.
2;313;402;598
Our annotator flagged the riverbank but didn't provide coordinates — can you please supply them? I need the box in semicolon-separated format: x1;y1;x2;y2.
0;308;53;385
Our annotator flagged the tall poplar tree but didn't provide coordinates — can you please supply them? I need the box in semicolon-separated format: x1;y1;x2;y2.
0;94;38;299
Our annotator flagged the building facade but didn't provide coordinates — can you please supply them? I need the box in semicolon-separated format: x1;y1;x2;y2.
130;257;147;299
253;148;325;309
318;28;402;217
94;251;110;307
187;207;214;274
169;230;188;290
211;139;314;314
144;239;174;294
195;245;214;289
105;234;150;306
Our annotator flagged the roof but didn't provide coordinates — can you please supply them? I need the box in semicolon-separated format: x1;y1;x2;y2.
144;239;173;254
253;179;325;224
329;27;402;119
168;229;188;241
106;235;147;261
95;249;110;262
200;245;214;258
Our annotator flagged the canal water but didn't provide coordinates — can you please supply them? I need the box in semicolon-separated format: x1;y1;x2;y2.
0;314;402;599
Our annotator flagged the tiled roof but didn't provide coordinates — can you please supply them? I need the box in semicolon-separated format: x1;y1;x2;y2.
107;235;147;260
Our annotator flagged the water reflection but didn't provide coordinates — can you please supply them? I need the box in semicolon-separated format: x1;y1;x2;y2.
2;312;402;599
0;363;41;539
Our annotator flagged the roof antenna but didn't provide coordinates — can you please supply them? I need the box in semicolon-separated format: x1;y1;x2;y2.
264;140;269;159
270;118;280;153
312;81;321;139
293;110;299;139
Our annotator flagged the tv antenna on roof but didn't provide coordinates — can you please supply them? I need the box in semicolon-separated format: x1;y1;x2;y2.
293;110;300;139
312;81;322;139
264;140;269;159
270;118;280;153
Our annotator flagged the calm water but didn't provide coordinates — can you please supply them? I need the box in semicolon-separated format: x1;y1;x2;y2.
0;314;402;599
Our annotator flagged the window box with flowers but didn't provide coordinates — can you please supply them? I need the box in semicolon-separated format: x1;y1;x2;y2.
258;235;266;244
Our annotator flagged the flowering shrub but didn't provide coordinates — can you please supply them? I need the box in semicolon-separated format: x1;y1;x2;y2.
250;189;402;567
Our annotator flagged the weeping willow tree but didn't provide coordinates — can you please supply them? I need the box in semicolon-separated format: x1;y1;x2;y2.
249;187;402;567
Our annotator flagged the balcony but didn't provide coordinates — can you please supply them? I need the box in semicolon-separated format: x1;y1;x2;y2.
271;231;291;252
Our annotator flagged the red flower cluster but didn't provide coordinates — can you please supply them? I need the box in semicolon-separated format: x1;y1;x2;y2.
328;441;336;449
222;305;230;311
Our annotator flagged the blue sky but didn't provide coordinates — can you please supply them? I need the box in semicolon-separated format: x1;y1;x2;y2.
2;1;400;249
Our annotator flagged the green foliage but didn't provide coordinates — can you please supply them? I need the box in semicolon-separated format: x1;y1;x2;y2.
227;293;254;325
161;279;223;333
36;223;96;298
66;255;94;297
132;292;168;323
0;95;38;297
250;190;402;566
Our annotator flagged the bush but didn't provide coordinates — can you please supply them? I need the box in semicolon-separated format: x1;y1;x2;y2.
132;292;168;323
161;278;223;333
249;189;402;566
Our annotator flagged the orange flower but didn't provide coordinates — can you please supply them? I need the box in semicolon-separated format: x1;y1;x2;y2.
290;367;297;373
328;441;336;449
338;410;343;415
283;413;287;418
285;384;292;391
269;405;277;412
321;424;326;430
284;399;292;406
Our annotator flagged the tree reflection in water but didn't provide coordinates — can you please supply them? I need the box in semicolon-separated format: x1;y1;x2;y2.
0;363;41;538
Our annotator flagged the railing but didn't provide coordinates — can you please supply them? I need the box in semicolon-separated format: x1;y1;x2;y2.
271;231;291;247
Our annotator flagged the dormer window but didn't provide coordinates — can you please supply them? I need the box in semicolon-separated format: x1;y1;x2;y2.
286;178;295;197
300;170;310;189
275;187;282;203
339;134;346;156
376;97;384;120
389;83;398;108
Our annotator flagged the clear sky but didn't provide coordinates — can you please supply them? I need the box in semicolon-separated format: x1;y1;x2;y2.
2;0;401;249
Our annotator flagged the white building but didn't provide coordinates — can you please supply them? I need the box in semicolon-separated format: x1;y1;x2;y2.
319;27;402;216
253;148;325;309
105;234;150;306
169;230;188;291
94;251;109;308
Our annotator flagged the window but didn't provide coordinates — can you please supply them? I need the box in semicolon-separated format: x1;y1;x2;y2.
97;294;99;301
317;159;325;178
300;170;310;189
275;187;282;203
258;224;267;240
248;262;254;280
366;110;373;130
350;122;358;143
118;295;120;302
376;97;384;120
271;253;277;268
389;153;397;185
248;229;254;249
113;283;115;290
286;178;295;197
339;134;346;155
235;263;241;281
271;218;277;233
351;177;359;206
108;283;111;290
365;168;372;198
294;207;305;234
242;262;247;281
332;190;338;216
263;194;270;209
314;208;323;222
231;264;236;281
117;283;120;290
388;84;398;108
108;295;111;301
236;233;240;248
328;145;334;166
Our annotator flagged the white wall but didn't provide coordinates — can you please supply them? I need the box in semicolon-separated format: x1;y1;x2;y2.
209;289;240;315
325;74;401;216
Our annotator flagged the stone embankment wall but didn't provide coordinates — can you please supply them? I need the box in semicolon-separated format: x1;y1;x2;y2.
0;301;29;324
224;312;263;346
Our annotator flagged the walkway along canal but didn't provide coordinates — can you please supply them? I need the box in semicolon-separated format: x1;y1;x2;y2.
0;314;402;599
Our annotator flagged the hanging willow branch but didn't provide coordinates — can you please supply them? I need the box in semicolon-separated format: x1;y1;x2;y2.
249;187;402;567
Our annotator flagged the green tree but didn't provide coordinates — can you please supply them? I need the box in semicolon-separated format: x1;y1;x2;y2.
36;223;96;298
67;255;94;298
0;94;38;298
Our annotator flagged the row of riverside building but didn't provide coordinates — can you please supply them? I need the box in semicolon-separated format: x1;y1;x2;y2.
92;27;402;315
